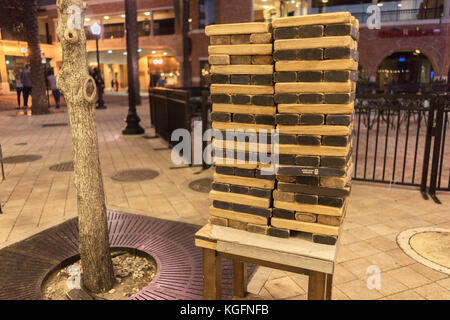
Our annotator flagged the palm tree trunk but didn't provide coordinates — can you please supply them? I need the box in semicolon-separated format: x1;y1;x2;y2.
24;0;49;115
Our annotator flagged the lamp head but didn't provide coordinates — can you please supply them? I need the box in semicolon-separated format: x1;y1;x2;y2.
90;22;101;36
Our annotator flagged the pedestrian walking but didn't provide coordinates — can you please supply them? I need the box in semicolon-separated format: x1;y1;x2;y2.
20;64;32;109
47;69;60;109
14;69;23;109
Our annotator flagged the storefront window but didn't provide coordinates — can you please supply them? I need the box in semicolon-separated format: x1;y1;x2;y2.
5;55;28;91
200;60;210;87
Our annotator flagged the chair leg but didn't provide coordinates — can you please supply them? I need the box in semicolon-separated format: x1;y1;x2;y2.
203;248;221;300
232;259;247;298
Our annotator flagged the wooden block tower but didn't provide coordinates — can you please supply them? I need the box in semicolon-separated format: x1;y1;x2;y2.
269;12;359;244
206;22;276;235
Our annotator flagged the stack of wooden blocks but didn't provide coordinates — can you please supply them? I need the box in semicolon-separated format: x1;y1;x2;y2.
205;12;359;245
270;12;358;244
206;22;278;236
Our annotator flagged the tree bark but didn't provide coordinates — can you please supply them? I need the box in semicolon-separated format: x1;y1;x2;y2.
56;0;114;293
24;0;49;114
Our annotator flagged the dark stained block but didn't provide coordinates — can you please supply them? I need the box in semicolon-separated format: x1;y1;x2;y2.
230;55;252;64
275;93;298;104
295;193;318;205
232;94;251;105
232;203;271;217
296;176;319;186
274;71;297;82
295;155;320;166
213;200;232;210
211;112;231;122
324;93;354;104
326;114;352;125
279;154;296;165
255;115;275;125
255;170;275;180
298;25;323;38
252;95;274;106
252;55;273;65
235;168;255;178
324;47;352;59
312;234;337;245
320;156;347;168
322;135;349;147
210;73;229;84
210;35;230;45
211;94;230;103
299;93;323;104
212;182;230;192
251;74;273;85
273;27;298;39
230;185;249;194
272;208;296;220
324;24;352;36
216;166;234;175
248;188;272;198
323;70;350;82
297;135;321;145
318;196;344;208
278;182;350;197
297;71;322;82
267;227;290;238
299;114;324;125
297;48;323;60
233;113;255;123
276;114;299;125
278;134;296;144
274;50;297;61
230;74;251;84
230;34;251;44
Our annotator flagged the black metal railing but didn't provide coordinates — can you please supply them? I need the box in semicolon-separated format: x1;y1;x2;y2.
353;94;449;198
353;7;443;23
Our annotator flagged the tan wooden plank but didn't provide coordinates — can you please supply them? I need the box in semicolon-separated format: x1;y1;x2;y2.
277;103;354;114
213;121;274;131
213;104;276;115
278;143;350;157
206;22;270;36
211;84;274;95
276;59;358;71
195;238;217;250
214;173;275;189
274;200;344;217
277;124;352;135
211;64;273;75
213;140;272;153
210;190;271;208
271;217;339;236
274;36;356;51
209;44;273;56
275;82;353;94
272;12;351;28
209;206;269;225
209;55;230;65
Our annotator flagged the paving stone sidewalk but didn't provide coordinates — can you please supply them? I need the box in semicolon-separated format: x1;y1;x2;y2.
0;94;449;300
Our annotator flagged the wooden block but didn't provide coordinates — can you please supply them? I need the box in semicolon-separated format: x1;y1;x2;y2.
277;182;350;197
247;223;269;234
276;114;299;125
277;124;352;136
317;215;341;226
298;25;324;38
299;93;323;104
214;173;275;189
273;190;295;202
206;22;271;36
210;206;269;225
211;93;231;103
274;71;297;82
276;175;296;183
324;92;355;104
211;112;231;122
278;144;349;157
277;165;348;177
210;35;230;45
252;95;274;106
274;93;298;104
212;182;230;192
267;227;290;238
297;48;323;60
250;32;272;44
274;36;355;51
274;200;344;217
312;234;337;245
232;94;251;104
275;82;353;94
296;176;319;186
322;135;350;147
278;154;296;165
251;74;273;85
323;70;358;82
276;59;358;71
230;74;251;84
232;203;272;217
216;165;235;175
272;12;351;28
228;219;248;231
297;134;321;145
211;84;274;95
210;216;228;227
209;55;230;65
326;114;352;125
211;65;273;75
252;55;274;65
295;193;318;205
297;71;323;82
231;34;251;44
318;196;344;208
272;207;296;220
211;74;230;84
274;49;297;61
320;175;351;189
213;104;276;115
213;140;271;153
248;187;272;198
271;217;339;236
209;44;272;56
324;24;358;39
295;212;317;223
212;122;274;132
273;27;298;40
277;103;354;114
213;200;232;210
230;55;252;64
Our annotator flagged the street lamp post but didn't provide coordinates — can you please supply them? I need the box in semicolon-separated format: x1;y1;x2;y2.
90;22;107;109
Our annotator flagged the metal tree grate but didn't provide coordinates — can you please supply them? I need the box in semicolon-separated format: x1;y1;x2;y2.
2;154;42;164
42;123;68;127
111;169;159;182
0;211;254;300
188;178;212;193
49;161;74;172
